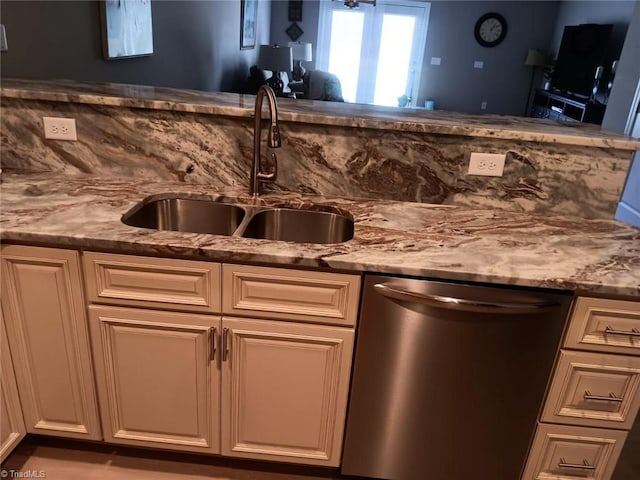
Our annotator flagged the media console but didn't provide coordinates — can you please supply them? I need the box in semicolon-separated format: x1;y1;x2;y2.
529;89;606;125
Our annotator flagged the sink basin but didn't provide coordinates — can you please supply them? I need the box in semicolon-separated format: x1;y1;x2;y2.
241;208;354;244
122;196;354;244
122;197;245;235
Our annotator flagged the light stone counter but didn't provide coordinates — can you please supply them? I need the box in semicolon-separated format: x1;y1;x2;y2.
3;78;640;150
1;174;638;298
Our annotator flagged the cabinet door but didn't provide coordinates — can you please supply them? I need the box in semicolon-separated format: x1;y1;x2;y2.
89;305;220;454
221;317;354;466
1;311;26;462
1;245;101;439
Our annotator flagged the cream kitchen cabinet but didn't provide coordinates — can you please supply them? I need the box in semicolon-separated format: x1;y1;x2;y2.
220;264;358;466
220;317;354;466
88;305;220;454
522;297;640;480
0;245;101;440
82;253;359;467
1;311;26;462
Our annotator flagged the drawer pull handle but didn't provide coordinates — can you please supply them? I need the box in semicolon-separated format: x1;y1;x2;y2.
583;390;623;403
604;325;640;338
209;327;217;361
558;458;596;471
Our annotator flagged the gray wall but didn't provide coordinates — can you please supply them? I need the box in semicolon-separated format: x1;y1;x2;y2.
2;0;634;115
0;0;272;92
269;1;560;115
605;1;640;228
269;1;634;116
270;0;320;67
418;1;559;115
602;0;640;133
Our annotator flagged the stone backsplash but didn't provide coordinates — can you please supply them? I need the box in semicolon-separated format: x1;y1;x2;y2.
1;96;632;219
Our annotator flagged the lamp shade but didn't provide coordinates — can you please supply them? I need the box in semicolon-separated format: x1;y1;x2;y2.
524;49;547;67
258;45;293;72
288;42;312;62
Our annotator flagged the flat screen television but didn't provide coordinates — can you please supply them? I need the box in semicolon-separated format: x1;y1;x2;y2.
551;23;613;99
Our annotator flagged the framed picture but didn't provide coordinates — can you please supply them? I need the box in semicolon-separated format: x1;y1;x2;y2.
286;23;303;42
241;0;258;50
288;1;302;22
99;0;154;60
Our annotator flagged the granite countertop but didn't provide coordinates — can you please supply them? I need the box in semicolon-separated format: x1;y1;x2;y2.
1;174;638;298
3;78;640;151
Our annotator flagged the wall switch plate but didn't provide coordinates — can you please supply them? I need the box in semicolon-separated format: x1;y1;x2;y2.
430;57;441;65
474;61;484;69
480;101;487;110
0;24;7;51
43;117;77;140
468;152;506;176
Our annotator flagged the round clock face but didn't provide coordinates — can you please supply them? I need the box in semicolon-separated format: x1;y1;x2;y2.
475;13;507;47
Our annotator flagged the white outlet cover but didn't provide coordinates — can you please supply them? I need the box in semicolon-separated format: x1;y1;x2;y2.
473;61;484;69
468;152;506;177
43;117;77;141
430;57;441;65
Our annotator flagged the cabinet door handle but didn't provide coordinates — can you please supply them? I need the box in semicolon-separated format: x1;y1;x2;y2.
209;327;217;361
583;390;623;403
558;458;596;471
604;325;640;338
222;328;230;362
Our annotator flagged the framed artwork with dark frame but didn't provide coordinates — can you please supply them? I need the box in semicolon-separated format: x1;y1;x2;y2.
99;0;154;60
288;1;302;22
241;0;258;50
286;22;303;42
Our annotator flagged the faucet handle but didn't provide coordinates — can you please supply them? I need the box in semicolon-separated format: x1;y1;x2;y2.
257;152;278;183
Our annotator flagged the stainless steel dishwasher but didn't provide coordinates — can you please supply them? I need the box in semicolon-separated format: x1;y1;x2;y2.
342;275;573;480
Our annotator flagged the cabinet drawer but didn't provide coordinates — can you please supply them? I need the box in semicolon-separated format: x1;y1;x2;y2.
522;423;627;480
565;297;640;355
542;351;640;430
83;252;221;313
222;264;360;326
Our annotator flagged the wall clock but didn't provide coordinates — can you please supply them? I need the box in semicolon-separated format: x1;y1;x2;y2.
474;13;507;47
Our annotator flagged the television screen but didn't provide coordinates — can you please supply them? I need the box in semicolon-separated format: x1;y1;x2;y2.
552;24;613;98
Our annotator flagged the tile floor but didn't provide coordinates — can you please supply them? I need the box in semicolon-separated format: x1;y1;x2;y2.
3;432;637;479
1;436;348;480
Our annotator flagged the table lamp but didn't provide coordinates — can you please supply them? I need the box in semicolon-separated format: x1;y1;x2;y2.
288;42;312;81
258;45;293;96
524;49;548;116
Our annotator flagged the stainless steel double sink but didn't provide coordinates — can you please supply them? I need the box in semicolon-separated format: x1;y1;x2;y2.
122;195;354;244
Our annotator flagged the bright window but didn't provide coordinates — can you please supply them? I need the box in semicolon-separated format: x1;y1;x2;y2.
327;10;365;103
316;0;430;106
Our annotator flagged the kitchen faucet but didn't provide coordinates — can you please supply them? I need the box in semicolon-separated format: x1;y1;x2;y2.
250;85;280;198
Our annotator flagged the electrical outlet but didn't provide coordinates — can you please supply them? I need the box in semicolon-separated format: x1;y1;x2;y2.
43;117;77;141
468;152;506;176
480;101;487;110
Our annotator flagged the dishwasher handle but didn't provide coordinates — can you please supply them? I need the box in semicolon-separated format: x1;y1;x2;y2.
373;283;559;314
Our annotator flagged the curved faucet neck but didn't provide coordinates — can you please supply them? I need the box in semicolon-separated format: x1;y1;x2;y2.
251;86;280;198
